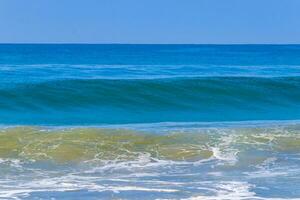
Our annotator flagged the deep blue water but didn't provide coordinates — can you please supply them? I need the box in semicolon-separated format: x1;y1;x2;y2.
0;45;300;200
1;44;300;125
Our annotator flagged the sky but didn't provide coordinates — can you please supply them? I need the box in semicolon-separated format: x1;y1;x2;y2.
0;0;300;44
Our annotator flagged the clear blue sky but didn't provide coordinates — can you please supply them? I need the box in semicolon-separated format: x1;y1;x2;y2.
0;0;299;44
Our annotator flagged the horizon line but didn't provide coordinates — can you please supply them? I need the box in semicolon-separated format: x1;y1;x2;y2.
0;43;300;45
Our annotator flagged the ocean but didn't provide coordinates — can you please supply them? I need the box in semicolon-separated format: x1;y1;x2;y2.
0;44;300;199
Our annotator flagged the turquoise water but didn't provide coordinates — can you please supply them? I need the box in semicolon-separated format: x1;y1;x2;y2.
0;44;300;199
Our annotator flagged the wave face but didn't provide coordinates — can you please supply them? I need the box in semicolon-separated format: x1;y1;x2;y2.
0;77;300;125
1;45;300;199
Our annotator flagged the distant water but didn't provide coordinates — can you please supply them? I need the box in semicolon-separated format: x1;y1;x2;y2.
0;44;300;199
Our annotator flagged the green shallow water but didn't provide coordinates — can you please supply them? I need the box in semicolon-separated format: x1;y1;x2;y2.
0;125;299;164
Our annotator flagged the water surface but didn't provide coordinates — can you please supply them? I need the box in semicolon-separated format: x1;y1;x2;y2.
0;44;300;199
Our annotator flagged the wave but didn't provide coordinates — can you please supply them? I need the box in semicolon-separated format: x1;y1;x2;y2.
1;64;300;84
0;124;300;200
0;124;299;163
0;77;300;125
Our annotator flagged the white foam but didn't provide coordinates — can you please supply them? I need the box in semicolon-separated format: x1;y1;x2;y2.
179;181;300;200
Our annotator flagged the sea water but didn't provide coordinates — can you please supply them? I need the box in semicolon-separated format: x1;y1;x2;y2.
0;44;300;199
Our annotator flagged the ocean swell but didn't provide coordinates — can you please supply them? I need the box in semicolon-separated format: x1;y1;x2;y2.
0;77;300;125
